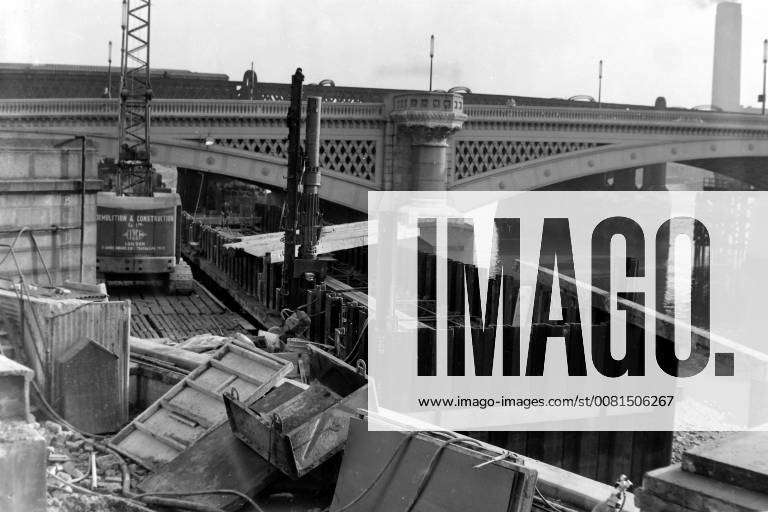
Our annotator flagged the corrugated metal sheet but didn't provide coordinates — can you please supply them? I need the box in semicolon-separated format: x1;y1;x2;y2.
0;287;130;430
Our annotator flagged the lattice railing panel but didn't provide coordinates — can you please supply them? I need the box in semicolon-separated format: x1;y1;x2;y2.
453;139;605;181
216;138;377;182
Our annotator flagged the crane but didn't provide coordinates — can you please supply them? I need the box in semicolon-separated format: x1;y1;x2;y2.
95;0;193;293
117;0;153;195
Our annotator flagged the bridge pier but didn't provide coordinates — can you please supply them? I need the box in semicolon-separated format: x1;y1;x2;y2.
641;163;668;190
389;93;466;191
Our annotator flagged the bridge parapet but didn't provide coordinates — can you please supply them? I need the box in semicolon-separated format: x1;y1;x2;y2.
464;103;768;127
0;98;384;121
4;97;768;128
3;97;768;198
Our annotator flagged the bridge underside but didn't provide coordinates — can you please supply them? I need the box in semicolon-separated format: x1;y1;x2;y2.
451;138;768;192
76;133;373;212
6;130;768;216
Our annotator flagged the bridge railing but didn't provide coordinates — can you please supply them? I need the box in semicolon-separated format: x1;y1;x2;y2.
3;98;768;129
0;98;385;120
464;104;768;127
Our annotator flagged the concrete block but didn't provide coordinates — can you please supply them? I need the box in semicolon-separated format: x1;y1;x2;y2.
0;421;46;512
682;432;768;494
0;355;33;422
643;464;768;512
634;487;698;512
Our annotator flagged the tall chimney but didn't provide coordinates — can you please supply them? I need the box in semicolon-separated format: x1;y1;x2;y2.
711;2;742;111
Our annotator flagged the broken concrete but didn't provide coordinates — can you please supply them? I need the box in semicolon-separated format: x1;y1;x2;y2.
0;421;47;512
0;354;33;422
641;464;768;512
682;431;768;494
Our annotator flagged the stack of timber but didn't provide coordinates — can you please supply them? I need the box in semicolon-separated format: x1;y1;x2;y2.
109;281;254;341
636;432;768;512
111;340;292;469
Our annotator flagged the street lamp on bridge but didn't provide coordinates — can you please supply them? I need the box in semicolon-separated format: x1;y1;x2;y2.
598;59;603;109
762;39;767;116
429;34;435;92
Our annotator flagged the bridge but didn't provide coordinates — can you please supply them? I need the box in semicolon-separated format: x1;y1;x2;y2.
3;84;768;212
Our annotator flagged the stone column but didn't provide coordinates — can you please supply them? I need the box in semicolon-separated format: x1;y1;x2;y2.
389;93;466;191
641;163;668;190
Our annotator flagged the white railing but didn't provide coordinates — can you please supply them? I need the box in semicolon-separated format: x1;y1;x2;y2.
2;98;768;132
464;104;768;128
0;99;385;120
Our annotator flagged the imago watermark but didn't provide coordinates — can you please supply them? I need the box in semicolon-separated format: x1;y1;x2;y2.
367;191;768;431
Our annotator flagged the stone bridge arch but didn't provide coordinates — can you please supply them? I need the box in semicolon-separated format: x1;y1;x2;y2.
450;138;768;191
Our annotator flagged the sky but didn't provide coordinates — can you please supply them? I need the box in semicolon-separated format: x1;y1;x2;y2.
2;0;767;108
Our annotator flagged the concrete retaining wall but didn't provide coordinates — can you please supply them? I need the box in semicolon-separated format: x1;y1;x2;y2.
0;134;101;284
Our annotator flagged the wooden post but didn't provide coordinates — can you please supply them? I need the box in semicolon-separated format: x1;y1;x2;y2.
281;68;304;308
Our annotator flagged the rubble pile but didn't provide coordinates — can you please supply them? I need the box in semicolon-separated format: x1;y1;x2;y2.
1;296;647;512
43;420;150;512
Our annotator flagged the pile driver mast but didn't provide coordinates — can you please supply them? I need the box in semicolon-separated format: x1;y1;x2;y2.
117;0;154;196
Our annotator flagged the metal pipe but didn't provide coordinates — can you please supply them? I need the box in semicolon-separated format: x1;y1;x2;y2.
299;96;322;260
79;136;86;281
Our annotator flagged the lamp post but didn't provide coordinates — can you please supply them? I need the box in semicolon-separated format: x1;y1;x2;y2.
429;35;434;92
598;59;603;109
106;41;113;98
762;39;767;115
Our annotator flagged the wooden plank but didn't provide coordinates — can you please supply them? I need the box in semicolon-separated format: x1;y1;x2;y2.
225;221;369;263
111;342;292;469
578;432;600;480
130;337;208;371
596;432;616;484
139;422;277;512
133;422;187;452
159;399;214;430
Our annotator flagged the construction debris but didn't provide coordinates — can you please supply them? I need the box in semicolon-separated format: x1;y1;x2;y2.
224;345;367;478
0;284;131;433
0;420;47;512
111;340;292;469
329;416;537;512
137;421;277;511
0;354;33;421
